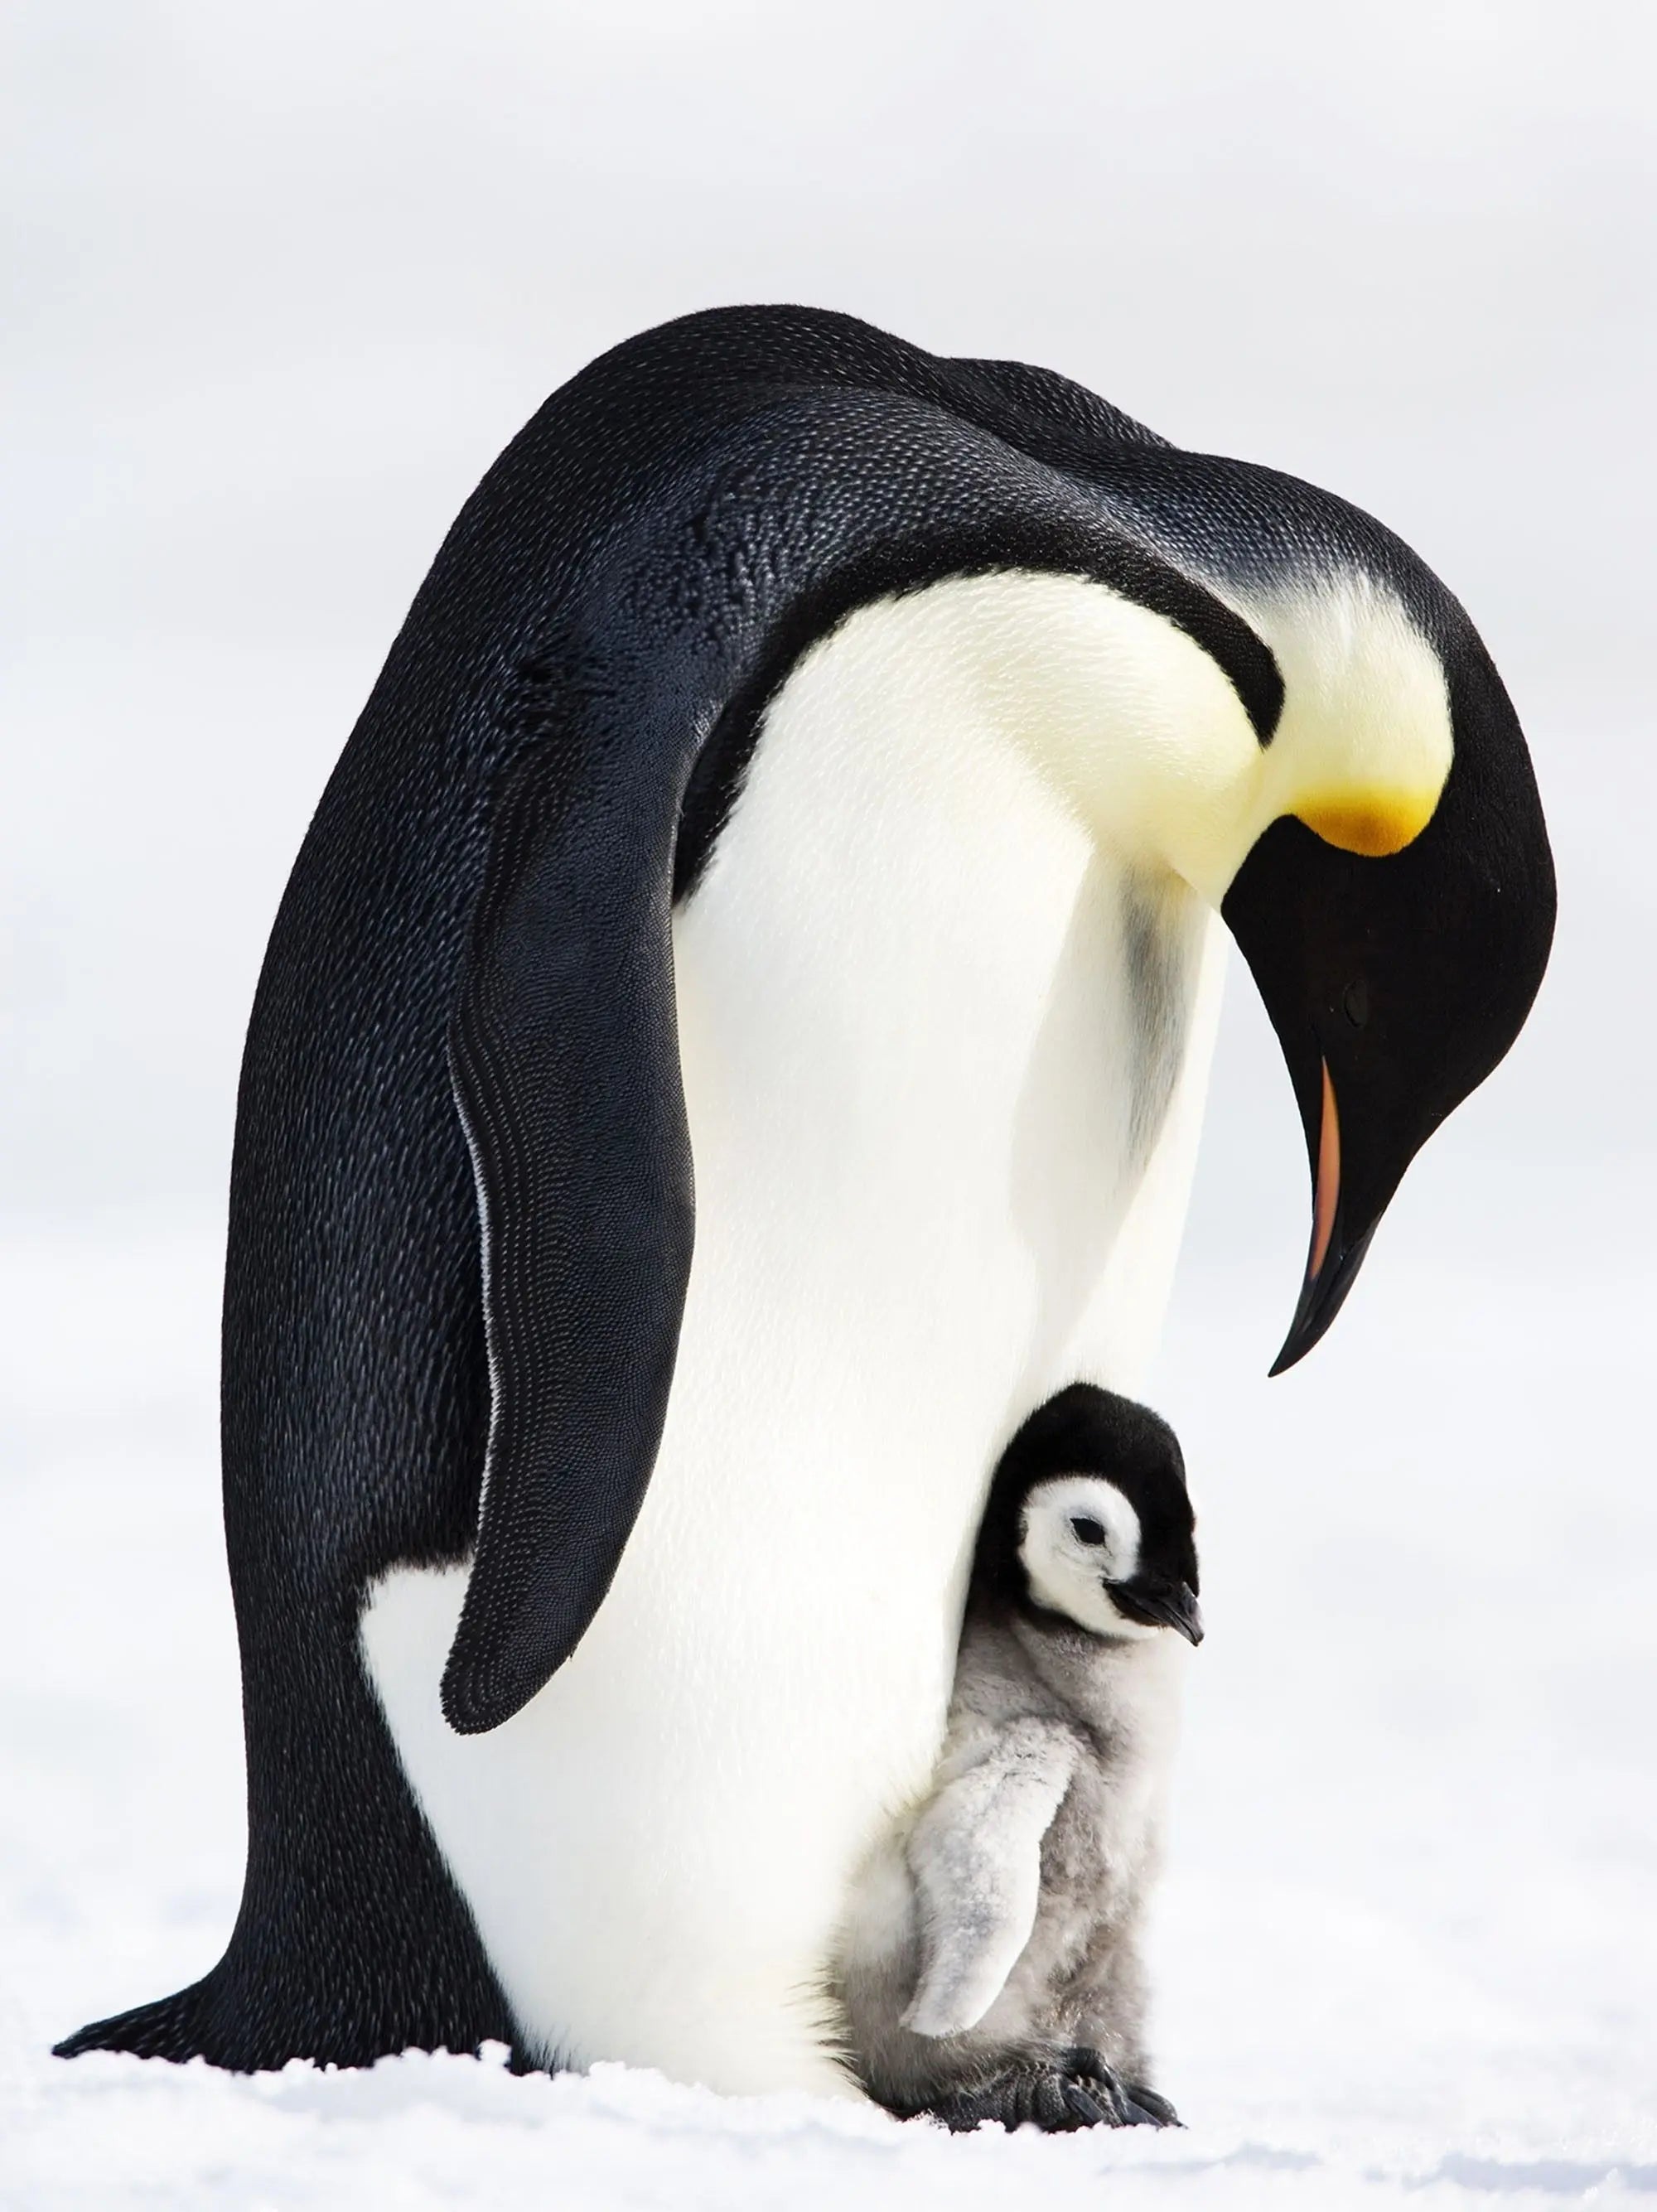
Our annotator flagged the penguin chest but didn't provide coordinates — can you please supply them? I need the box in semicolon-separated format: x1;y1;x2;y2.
362;635;1220;2097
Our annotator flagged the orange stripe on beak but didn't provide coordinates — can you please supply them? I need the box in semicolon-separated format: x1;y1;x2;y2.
1310;1059;1341;1281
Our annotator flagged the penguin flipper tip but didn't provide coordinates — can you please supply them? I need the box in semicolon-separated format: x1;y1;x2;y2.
438;1613;582;1736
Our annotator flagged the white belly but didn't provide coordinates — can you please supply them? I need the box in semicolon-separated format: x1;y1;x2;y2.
361;588;1225;2095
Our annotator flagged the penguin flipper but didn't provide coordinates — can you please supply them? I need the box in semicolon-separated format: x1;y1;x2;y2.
439;749;695;1737
902;1720;1080;2036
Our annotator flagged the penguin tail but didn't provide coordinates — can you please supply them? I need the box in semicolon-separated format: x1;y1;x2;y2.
54;1980;212;2065
53;1967;531;2074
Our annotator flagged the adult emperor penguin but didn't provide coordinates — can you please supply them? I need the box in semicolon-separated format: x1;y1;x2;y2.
59;306;1554;2091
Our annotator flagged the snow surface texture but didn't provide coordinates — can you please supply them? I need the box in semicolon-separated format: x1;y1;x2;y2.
4;1217;1654;2210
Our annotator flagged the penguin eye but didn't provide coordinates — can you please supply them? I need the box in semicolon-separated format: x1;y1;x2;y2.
1069;1515;1108;1546
1342;978;1370;1029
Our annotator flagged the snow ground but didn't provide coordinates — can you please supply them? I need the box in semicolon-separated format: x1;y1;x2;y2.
3;1217;1654;2210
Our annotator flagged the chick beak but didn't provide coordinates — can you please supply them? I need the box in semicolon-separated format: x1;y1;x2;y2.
1112;1577;1204;1646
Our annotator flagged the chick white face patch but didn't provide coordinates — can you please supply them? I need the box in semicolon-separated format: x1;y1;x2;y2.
1018;1475;1157;1639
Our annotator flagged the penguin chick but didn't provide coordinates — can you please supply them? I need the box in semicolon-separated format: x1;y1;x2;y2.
832;1384;1200;2133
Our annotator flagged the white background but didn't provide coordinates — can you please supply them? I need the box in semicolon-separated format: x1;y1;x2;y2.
4;3;1655;2205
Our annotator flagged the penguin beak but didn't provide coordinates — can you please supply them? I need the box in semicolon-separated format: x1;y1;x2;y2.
1268;1059;1379;1376
1112;1578;1204;1645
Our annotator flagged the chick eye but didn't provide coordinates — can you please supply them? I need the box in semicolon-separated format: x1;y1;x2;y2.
1069;1515;1108;1546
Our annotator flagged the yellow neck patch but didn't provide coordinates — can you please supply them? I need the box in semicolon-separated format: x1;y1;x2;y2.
1294;786;1442;859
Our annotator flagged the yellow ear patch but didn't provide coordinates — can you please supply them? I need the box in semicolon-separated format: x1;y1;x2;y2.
1294;788;1442;858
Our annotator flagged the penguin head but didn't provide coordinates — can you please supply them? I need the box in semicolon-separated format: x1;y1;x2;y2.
1017;1474;1204;1645
1220;572;1554;1373
1220;608;1554;1370
973;1384;1201;1646
1089;451;1557;1374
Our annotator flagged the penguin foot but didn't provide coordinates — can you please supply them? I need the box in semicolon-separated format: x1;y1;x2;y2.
1122;2079;1181;2127
923;2046;1176;2133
